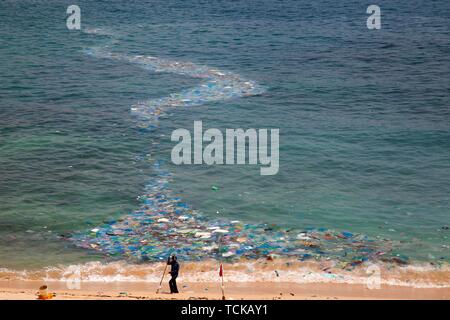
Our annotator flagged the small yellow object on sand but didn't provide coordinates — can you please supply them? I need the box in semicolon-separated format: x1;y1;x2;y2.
37;285;56;300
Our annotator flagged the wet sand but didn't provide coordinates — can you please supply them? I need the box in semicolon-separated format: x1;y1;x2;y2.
0;280;449;300
1;259;449;300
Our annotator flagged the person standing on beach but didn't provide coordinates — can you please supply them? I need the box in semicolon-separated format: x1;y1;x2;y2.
167;255;179;293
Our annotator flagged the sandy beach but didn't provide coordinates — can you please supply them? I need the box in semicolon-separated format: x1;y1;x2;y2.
0;280;449;300
1;259;449;300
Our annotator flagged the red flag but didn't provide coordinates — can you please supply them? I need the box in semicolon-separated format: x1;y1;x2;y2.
219;263;223;277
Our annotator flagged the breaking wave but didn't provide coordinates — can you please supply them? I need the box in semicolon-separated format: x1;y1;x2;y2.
1;259;449;288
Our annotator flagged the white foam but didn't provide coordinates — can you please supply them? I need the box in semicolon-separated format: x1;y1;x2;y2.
1;260;449;288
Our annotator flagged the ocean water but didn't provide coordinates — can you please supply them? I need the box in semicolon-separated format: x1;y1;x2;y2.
0;0;449;271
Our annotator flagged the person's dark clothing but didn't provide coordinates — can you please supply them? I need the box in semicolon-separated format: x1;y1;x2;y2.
169;276;178;293
167;258;180;293
167;258;179;277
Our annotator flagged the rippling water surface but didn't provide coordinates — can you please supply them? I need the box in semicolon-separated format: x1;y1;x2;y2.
0;0;449;269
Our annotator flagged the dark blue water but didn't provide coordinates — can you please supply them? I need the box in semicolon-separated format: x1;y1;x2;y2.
0;0;449;269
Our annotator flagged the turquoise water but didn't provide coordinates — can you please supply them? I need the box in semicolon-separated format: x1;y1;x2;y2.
0;0;449;269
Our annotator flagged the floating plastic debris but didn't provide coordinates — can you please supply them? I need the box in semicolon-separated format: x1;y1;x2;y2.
212;229;229;234
83;28;265;129
69;162;401;267
195;232;212;239
69;28;405;268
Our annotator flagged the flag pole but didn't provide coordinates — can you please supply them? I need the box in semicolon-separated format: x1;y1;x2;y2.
221;268;225;300
218;235;225;300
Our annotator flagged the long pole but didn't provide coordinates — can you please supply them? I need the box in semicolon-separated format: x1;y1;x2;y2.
156;259;169;294
157;215;175;294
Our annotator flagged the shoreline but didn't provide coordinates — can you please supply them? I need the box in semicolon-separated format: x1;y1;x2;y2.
1;258;449;299
0;280;448;300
